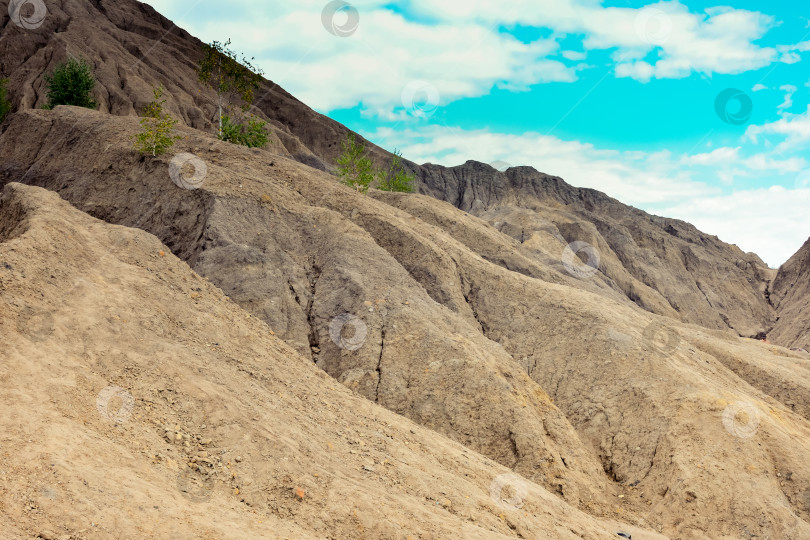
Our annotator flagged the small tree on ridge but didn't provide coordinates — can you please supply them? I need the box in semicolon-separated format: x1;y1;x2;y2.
133;85;181;156
337;133;374;192
376;149;415;193
197;39;264;138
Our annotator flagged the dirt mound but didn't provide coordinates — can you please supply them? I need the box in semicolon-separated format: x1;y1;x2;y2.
3;0;810;537
0;0;784;342
3;107;810;538
0;106;617;515
771;237;810;349
1;181;656;539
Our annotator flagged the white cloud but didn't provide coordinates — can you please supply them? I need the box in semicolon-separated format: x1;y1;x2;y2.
411;1;781;82
661;186;810;267
177;6;576;113
752;83;768;92
615;61;655;82
681;146;740;166
562;50;587;61
778;40;810;64
742;154;805;173
148;0;789;112
780;52;802;64
747;106;810;150
778;84;798;111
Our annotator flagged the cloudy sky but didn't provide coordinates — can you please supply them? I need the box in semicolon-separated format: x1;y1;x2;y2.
148;0;810;267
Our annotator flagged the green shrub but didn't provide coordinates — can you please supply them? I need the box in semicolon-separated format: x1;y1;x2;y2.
133;86;181;156
376;149;415;193
43;58;97;110
336;133;374;192
220;114;268;148
0;79;11;122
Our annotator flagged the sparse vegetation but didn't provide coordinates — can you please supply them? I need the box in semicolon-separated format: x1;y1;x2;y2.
336;133;374;192
197;39;264;138
0;79;11;123
376;149;416;193
220;114;269;148
43;58;97;110
133;85;181;156
336;135;416;193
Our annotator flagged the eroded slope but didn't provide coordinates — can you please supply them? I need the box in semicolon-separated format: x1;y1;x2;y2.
3;108;810;539
771;237;810;349
0;182;650;539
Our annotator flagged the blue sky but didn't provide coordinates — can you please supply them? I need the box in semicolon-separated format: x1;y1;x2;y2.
147;0;810;267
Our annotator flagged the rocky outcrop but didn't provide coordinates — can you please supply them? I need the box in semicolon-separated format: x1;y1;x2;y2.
771;237;810;349
415;161;776;339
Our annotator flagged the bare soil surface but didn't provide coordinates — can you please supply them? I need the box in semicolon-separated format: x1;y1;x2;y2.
1;0;810;537
2;108;810;539
1;182;658;539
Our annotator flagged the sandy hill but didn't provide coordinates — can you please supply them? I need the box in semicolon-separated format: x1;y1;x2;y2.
1;0;810;538
3;105;810;539
0;181;653;539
